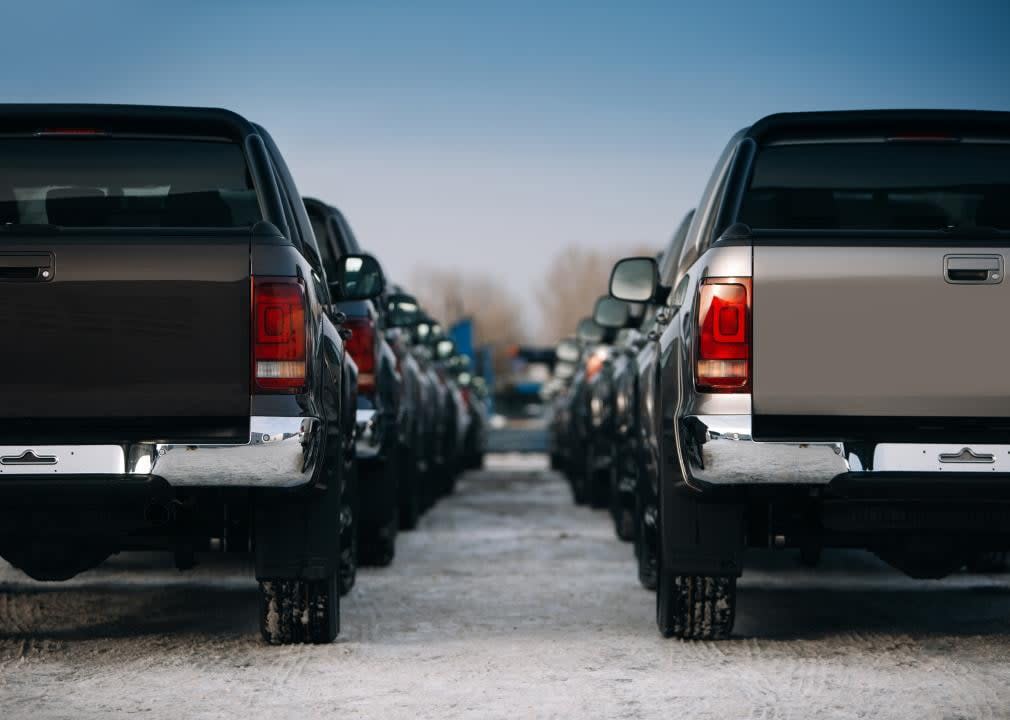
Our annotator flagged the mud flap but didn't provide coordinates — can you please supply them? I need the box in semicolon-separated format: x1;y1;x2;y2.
253;481;340;582
661;483;745;578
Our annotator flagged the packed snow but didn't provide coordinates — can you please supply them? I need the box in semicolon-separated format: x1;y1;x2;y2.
2;455;1010;719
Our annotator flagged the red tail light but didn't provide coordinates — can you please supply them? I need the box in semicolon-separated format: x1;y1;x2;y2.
585;347;607;381
343;317;376;395
253;277;307;393
36;128;105;136
696;277;751;392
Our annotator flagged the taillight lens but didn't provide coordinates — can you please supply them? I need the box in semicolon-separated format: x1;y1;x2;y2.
343;317;376;395
253;277;307;393
696;277;751;392
585;347;607;381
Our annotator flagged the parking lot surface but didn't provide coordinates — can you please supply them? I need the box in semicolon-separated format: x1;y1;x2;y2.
2;454;1010;719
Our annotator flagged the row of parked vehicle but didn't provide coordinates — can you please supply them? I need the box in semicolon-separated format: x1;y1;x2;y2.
548;109;1010;640
0;104;486;644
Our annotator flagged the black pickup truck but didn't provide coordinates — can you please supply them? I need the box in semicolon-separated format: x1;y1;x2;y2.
0;104;383;644
305;198;419;562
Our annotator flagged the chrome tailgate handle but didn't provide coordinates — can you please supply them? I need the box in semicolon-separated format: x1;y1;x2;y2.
0;252;54;282
944;254;1003;284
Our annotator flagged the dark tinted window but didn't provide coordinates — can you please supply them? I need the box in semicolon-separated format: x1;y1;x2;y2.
740;142;1010;231
0;137;261;227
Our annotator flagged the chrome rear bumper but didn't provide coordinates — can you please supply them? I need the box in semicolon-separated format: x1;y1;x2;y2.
680;415;1010;489
681;415;846;487
0;416;320;488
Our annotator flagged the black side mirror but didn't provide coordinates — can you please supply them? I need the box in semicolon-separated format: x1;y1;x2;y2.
593;295;631;329
555;338;579;364
386;292;421;328
576;317;605;345
414;320;433;344
436;338;456;361
610;257;659;303
555;361;576;380
332;253;385;301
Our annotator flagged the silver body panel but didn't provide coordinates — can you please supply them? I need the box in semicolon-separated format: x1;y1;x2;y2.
0;416;320;488
753;245;1010;417
667;244;1010;487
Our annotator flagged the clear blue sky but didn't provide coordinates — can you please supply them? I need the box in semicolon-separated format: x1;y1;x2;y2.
2;1;1009;313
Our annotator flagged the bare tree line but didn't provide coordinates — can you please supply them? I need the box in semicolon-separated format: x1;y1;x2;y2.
408;244;655;373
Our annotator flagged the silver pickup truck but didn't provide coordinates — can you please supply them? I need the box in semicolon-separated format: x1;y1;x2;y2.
610;109;1010;640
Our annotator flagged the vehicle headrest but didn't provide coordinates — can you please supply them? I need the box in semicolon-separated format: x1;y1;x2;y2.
163;190;233;227
887;199;949;230
781;189;838;229
46;187;110;226
0;186;19;225
976;187;1010;230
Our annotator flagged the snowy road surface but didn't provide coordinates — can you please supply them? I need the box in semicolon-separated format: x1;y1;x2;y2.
3;454;1010;719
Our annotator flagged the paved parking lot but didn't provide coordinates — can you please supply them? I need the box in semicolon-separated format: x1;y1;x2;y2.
3;454;1010;719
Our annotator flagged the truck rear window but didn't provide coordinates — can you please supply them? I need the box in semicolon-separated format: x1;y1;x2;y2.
0;137;262;228
740;142;1010;231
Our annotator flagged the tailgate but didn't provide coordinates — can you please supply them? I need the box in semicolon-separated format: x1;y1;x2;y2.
0;234;250;440
0;126;263;442
753;244;1010;418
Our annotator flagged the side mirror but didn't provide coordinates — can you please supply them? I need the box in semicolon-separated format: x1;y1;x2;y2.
333;253;385;301
610;257;658;303
593;295;630;329
436;338;456;360
555;338;579;364
414;320;433;343
576;317;605;345
555;361;576;380
386;292;421;328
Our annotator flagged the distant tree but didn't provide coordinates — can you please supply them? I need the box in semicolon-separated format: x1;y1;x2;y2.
408;267;527;379
536;244;655;344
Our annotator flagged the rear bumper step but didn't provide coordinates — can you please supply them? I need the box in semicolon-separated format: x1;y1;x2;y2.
0;416;320;488
680;414;1010;490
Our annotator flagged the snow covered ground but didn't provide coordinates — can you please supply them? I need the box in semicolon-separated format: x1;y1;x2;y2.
3;455;1010;719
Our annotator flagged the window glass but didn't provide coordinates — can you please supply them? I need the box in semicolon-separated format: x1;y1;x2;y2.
0;138;261;227
740;142;1010;231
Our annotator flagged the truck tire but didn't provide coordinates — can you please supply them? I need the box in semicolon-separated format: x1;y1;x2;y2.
656;569;736;640
359;533;395;567
586;447;609;509
358;456;398;567
655;528;735;639
339;498;357;596
398;443;421;531
635;499;658;590
259;574;340;645
611;447;635;542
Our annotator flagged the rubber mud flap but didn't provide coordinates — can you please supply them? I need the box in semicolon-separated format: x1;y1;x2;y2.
254;483;340;581
661;484;744;577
